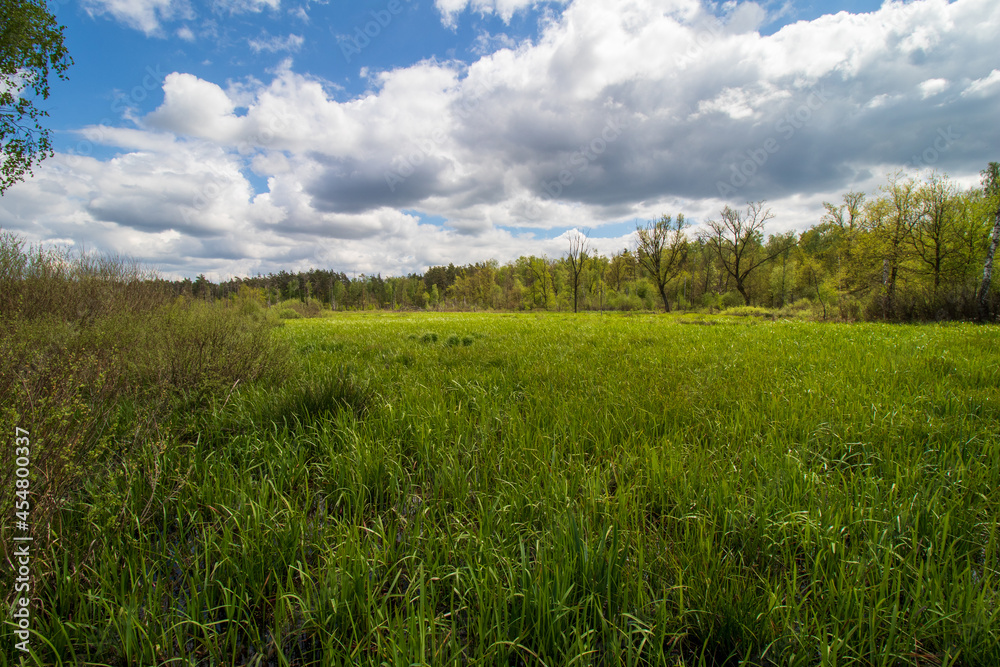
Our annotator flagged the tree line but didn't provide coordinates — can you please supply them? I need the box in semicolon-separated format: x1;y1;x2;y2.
176;165;1000;321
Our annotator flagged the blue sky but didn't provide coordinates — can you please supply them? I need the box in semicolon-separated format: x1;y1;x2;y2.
2;0;997;278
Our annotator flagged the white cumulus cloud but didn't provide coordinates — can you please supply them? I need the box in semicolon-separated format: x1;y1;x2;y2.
7;0;999;278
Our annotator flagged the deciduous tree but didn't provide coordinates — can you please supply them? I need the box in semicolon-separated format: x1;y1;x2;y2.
864;174;920;318
979;162;1000;320
566;230;591;313
635;214;688;312
704;201;791;306
1;0;72;193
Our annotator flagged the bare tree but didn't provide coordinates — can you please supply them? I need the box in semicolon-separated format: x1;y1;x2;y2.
979;162;1000;321
703;201;792;306
566;230;591;313
635;214;689;312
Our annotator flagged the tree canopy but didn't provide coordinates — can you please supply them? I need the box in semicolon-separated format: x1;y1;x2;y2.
0;0;72;194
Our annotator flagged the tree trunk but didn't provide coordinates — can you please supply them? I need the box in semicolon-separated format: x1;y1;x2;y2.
657;284;671;313
736;280;750;306
881;258;893;319
979;207;1000;321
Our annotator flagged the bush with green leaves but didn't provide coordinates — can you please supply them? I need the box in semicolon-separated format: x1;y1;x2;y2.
0;230;289;541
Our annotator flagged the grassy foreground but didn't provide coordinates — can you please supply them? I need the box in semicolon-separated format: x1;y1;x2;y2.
5;312;1000;665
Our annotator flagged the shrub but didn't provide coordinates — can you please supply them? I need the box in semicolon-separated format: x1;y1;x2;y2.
0;230;289;534
720;290;745;309
723;305;773;318
273;298;323;318
122;297;290;404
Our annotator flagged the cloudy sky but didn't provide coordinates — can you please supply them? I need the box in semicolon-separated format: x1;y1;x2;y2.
1;0;997;279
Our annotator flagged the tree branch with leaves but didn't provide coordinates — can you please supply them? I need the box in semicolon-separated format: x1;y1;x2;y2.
1;0;72;194
979;162;1000;321
703;201;791;306
635;214;689;312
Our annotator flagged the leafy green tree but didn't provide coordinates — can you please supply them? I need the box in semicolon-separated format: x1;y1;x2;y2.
820;191;865;300
1;0;72;193
979;162;1000;320
910;174;965;303
863;174;920;318
520;255;554;309
331;279;346;310
766;230;796;308
635;214;688;312
605;249;633;293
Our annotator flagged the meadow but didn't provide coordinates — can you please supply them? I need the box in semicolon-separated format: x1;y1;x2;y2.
4;311;1000;665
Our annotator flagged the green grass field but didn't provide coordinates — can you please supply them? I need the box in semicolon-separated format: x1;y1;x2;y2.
8;313;1000;666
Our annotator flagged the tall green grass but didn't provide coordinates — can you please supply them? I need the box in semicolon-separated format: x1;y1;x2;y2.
4;309;999;665
0;231;289;562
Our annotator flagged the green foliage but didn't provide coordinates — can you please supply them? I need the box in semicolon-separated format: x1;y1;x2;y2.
0;0;73;193
172;167;998;320
121;296;290;405
718;290;743;309
635;213;689;312
10;311;1000;665
722;304;772;317
0;230;289;542
273;298;324;318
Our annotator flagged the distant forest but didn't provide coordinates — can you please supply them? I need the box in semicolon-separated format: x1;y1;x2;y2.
171;167;1000;322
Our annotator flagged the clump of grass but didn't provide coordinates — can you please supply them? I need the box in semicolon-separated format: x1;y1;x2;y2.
461;335;474;346
723;304;774;318
445;333;461;346
258;365;372;428
420;331;438;343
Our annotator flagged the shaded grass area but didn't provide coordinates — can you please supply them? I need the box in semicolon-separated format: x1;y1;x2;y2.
4;310;1000;665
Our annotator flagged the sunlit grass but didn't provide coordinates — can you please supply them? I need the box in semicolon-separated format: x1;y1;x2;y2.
8;312;999;665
